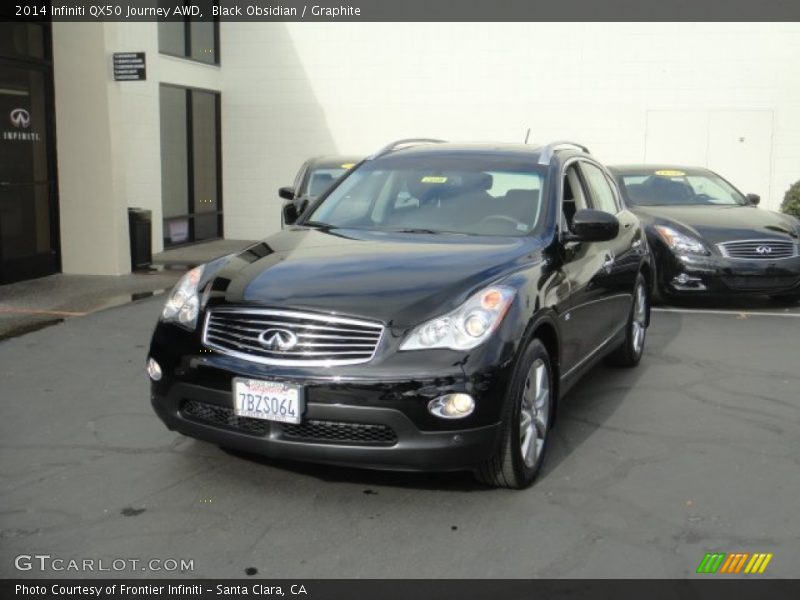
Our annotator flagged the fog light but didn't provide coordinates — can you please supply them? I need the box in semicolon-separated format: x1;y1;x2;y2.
428;393;475;419
675;273;691;285
147;358;162;381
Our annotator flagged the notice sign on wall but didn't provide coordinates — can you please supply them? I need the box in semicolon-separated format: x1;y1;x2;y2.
113;52;146;81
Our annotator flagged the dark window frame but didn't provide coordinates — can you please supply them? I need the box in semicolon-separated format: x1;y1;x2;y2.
157;2;220;66
159;83;223;248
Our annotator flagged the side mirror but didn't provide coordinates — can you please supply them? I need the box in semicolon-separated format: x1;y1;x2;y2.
278;186;295;201
746;193;760;206
568;209;620;242
282;202;300;226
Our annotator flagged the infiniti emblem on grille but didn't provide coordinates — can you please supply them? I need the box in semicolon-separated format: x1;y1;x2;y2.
258;328;298;351
756;245;773;255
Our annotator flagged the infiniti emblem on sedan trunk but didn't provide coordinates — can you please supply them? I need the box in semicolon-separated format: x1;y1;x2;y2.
756;245;773;255
258;328;298;351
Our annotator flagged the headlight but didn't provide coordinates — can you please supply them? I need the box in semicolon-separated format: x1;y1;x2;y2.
399;285;515;351
654;225;709;255
161;265;205;329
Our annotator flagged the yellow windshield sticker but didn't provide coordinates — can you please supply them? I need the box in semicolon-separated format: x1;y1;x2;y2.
421;176;448;183
655;170;686;177
341;163;355;169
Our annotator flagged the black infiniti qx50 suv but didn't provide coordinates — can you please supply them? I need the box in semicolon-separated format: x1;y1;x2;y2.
148;139;653;488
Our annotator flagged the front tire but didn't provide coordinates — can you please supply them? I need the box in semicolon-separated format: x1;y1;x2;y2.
606;273;649;367
474;339;553;489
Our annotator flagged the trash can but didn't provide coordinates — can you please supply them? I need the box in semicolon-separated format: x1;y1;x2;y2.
128;207;152;271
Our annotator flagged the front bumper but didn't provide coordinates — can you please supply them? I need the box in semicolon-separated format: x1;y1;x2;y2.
149;321;517;472
658;252;800;296
152;383;499;471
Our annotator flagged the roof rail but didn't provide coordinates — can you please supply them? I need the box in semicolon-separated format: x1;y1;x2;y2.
368;138;447;159
537;141;590;165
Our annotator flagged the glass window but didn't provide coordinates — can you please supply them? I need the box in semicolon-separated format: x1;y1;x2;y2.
191;90;219;240
190;21;217;64
308;156;546;237
159;85;221;246
619;171;745;206
158;21;186;57
158;1;218;64
305;167;349;197
0;23;45;60
581;162;619;214
685;175;745;205
159;86;189;220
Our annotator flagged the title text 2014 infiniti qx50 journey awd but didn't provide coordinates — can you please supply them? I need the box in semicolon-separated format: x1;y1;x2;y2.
148;140;653;488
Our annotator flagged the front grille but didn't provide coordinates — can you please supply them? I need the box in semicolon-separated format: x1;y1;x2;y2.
179;400;398;446
181;400;269;435
722;276;799;291
203;308;384;366
718;239;798;260
280;420;398;446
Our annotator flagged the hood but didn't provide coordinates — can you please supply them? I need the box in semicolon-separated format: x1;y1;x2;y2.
205;227;542;325
631;205;800;245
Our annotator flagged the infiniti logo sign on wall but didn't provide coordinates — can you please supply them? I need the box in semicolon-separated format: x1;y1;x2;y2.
10;108;31;128
2;108;40;142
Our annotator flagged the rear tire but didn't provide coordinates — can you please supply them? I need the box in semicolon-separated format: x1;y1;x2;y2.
474;339;553;489
606;274;649;368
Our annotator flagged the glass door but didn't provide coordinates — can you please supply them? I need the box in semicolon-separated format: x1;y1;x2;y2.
0;59;59;284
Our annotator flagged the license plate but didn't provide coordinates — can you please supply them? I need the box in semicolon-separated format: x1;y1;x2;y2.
232;378;304;424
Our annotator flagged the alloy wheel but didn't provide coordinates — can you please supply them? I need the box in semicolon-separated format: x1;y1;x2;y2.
632;282;647;355
519;358;550;468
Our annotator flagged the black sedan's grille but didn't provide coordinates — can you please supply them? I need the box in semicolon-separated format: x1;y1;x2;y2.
202;307;384;366
722;276;799;291
180;400;397;446
718;240;798;260
280;421;398;446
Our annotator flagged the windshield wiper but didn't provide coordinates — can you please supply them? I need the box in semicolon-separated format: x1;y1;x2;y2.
302;220;337;230
387;228;443;234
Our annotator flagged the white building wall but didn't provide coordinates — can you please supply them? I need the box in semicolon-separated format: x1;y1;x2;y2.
221;22;800;240
52;22;221;274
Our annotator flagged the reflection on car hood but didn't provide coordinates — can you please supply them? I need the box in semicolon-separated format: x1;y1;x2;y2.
631;205;800;244
206;227;542;325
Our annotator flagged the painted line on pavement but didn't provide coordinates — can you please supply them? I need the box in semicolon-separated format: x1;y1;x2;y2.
0;307;88;317
653;307;800;318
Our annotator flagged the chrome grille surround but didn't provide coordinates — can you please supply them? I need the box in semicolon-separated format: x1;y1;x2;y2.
202;307;384;366
717;239;798;260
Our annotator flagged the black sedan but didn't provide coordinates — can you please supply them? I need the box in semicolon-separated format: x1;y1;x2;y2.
279;155;362;225
609;166;800;303
148;140;652;489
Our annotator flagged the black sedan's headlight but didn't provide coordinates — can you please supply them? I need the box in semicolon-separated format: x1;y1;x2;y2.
653;225;710;256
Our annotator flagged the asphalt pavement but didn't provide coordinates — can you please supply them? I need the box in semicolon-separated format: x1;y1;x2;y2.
0;296;798;578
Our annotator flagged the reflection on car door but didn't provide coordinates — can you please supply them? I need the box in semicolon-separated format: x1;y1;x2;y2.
578;161;641;341
557;163;612;373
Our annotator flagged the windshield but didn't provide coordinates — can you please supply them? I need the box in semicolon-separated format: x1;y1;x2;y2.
619;170;746;206
304;155;547;236
304;167;351;198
